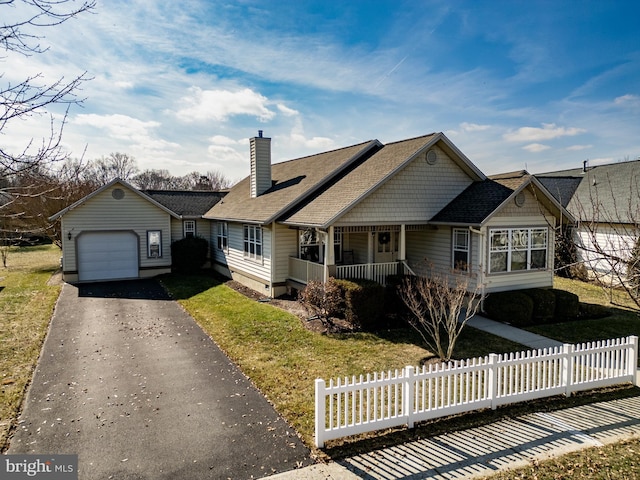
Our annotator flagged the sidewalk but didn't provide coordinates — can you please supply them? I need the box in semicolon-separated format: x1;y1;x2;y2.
265;315;640;480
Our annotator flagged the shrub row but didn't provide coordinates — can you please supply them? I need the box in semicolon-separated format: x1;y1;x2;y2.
483;288;580;327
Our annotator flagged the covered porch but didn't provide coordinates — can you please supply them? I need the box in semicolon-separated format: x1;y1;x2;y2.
287;225;418;287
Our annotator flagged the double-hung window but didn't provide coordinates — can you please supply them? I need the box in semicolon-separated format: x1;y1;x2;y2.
183;220;196;238
216;222;228;251
243;225;262;261
452;228;470;271
489;227;547;273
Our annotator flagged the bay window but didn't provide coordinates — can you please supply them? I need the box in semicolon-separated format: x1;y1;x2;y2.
489;227;547;273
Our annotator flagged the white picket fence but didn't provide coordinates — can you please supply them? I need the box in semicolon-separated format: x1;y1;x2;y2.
315;335;639;447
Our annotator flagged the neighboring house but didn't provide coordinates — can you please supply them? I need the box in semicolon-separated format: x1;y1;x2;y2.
50;179;224;283
204;131;572;298
537;160;640;282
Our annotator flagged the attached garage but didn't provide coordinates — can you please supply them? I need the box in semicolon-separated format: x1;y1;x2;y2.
77;231;139;282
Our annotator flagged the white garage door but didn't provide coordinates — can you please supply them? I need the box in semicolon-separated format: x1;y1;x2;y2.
77;231;139;282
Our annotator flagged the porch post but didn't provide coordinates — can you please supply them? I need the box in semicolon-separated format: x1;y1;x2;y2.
367;229;374;279
327;226;335;266
398;224;406;276
399;224;406;261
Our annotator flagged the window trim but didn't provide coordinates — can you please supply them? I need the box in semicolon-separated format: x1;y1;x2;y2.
243;224;263;262
489;227;548;274
452;228;470;272
183;220;196;238
216;221;228;251
147;230;162;258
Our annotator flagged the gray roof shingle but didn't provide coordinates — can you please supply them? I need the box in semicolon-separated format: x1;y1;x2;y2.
204;140;382;223
429;179;514;225
536;160;640;222
144;190;225;217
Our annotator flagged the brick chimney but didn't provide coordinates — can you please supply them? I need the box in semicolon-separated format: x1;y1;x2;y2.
250;130;271;198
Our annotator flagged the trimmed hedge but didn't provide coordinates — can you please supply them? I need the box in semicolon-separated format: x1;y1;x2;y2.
484;291;534;327
550;288;580;321
335;279;385;330
521;288;556;323
171;236;209;273
484;288;583;326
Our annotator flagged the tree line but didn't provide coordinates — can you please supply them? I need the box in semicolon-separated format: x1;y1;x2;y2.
0;153;233;249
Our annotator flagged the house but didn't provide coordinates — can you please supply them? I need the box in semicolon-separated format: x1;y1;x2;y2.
51;131;573;292
50;179;224;282
204;131;573;298
537;159;640;283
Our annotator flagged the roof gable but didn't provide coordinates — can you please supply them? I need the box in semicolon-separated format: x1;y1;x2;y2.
49;178;180;221
431;171;574;226
283;133;484;227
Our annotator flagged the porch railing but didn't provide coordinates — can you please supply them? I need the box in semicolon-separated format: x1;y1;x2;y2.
289;257;326;284
289;258;403;286
336;262;398;286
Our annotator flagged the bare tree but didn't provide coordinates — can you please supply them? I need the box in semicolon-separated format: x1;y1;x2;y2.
181;170;233;190
132;169;176;190
5;158;97;247
89;152;139;184
133;168;233;191
399;267;481;362
1;0;95;180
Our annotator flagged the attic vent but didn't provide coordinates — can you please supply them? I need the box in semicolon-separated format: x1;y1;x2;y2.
112;188;125;200
426;149;438;165
515;192;525;207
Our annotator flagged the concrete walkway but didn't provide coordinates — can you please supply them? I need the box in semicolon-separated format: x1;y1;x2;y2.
266;315;640;480
466;314;563;350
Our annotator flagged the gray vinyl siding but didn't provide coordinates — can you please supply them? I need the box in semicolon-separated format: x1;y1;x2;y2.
171;218;211;241
61;184;172;274
406;229;450;272
482;192;556;293
273;223;298;283
339;146;473;225
347;232;370;264
219;222;272;285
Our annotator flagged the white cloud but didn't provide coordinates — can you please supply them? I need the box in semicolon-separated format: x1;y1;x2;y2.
114;80;134;89
207;144;246;163
460;122;491;132
209;135;240;146
614;94;640;108
523;143;550;153
175;87;275;122
503;123;585;142
277;104;299;117
73;113;179;154
74;113;160;140
566;144;593;151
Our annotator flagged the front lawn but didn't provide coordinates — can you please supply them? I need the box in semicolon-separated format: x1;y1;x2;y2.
527;277;640;350
0;245;61;450
161;273;524;448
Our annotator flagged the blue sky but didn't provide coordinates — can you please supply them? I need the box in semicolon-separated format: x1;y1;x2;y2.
5;0;640;182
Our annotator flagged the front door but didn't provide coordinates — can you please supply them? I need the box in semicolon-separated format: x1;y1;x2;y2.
374;231;398;263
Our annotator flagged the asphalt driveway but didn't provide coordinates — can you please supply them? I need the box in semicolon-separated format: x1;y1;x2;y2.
8;280;312;479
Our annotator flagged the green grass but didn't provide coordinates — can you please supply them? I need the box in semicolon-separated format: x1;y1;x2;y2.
0;245;61;450
527;277;640;350
161;273;524;449
481;438;640;480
